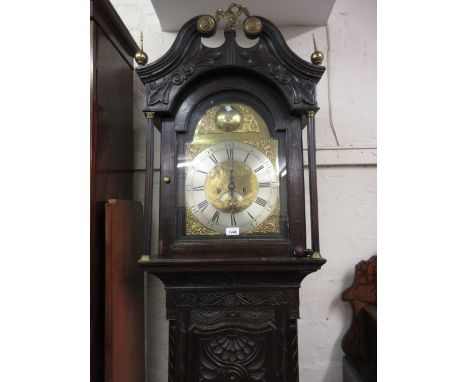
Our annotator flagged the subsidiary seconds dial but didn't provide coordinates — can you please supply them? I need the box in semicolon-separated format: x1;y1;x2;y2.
185;141;279;234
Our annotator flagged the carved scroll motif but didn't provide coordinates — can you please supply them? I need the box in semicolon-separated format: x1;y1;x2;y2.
240;44;316;105
146;44;222;105
191;309;275;325
175;291;289;307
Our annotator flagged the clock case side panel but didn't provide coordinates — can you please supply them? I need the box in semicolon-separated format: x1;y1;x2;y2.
157;74;306;259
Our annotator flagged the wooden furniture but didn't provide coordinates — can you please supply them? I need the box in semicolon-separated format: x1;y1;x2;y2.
90;0;138;380
105;200;145;382
342;256;377;382
136;9;326;381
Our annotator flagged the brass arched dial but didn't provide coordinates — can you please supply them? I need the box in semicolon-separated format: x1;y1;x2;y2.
185;141;279;234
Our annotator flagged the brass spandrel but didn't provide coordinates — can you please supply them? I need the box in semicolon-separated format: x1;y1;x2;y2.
197;107;222;135
235;105;259;132
185;208;220;236
185;143;212;160
249;199;281;234
243;140;278;171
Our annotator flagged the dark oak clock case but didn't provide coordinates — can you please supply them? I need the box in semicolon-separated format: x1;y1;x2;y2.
136;16;326;382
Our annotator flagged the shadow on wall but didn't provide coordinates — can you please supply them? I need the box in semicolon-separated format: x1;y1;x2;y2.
322;266;354;382
281;25;322;43
146;274;169;382
299;265;355;382
200;25;322;51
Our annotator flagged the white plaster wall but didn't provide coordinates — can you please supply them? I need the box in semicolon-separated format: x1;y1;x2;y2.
111;0;376;381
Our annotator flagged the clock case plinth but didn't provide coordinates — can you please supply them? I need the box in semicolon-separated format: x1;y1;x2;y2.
136;15;326;382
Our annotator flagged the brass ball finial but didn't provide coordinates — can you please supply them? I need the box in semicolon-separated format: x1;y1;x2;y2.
197;15;217;36
311;34;324;66
243;16;263;39
135;32;148;66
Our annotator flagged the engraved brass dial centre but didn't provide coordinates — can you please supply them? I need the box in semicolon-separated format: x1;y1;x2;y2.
204;161;258;213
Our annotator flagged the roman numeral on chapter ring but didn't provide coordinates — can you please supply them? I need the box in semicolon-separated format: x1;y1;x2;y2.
197;200;209;211
212;210;220;223
255;197;268;207
226;147;234;160
254;165;264;173
208;153;219;164
230;213;236;226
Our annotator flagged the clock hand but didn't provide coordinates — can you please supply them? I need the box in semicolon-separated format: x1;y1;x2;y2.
228;169;234;190
228;168;235;203
228;148;235;195
228;156;236;213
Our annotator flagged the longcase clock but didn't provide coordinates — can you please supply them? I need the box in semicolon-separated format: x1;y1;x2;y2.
136;4;326;381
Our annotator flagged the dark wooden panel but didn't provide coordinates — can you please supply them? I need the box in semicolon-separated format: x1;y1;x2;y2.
105;200;145;382
90;1;138;380
286;117;307;251
155;277;318;382
305;112;320;254
94;26;134;176
158;119;177;255
188;321;277;381
91;24;134;377
90;18;103;382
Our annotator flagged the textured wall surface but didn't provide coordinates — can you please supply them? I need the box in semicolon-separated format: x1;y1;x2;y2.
111;0;376;381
